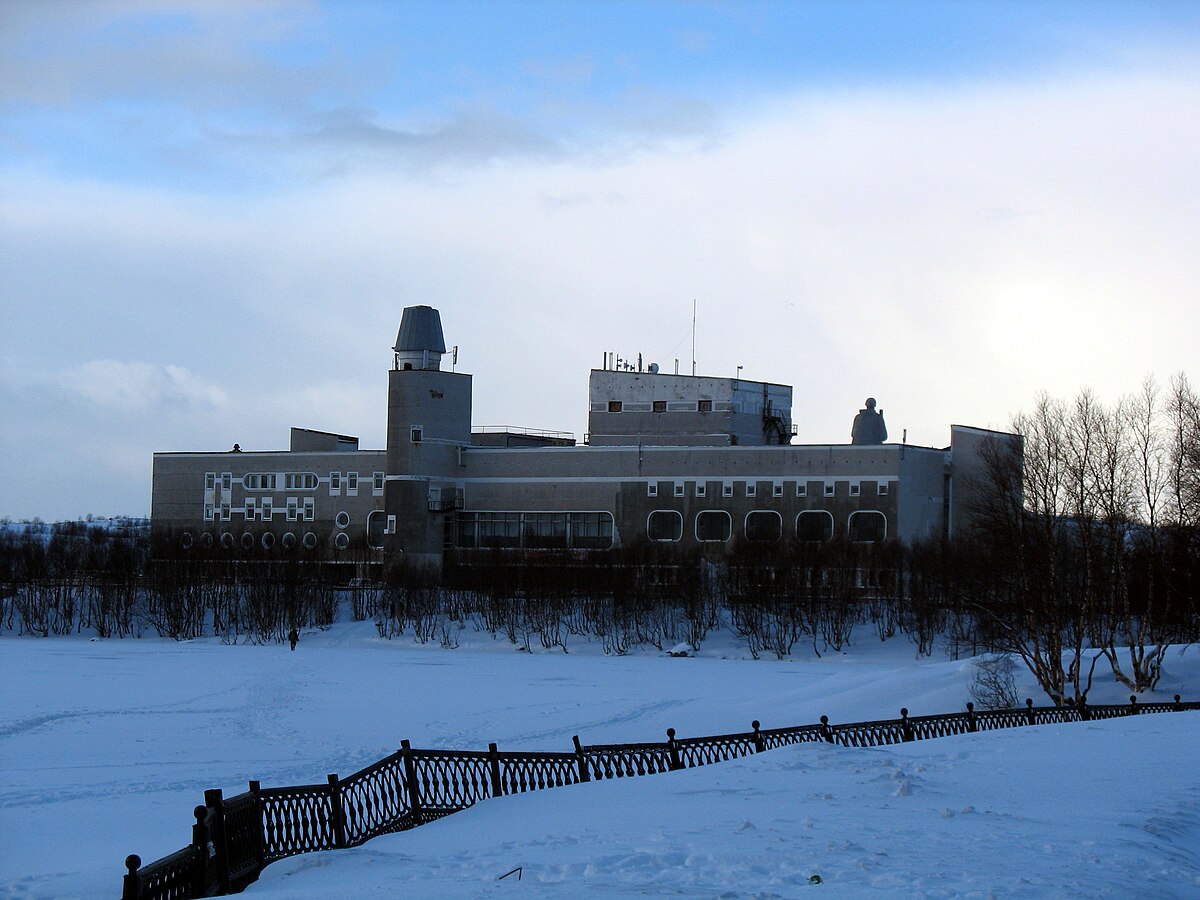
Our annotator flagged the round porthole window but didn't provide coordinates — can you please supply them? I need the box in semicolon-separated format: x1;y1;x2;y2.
282;532;296;550
334;532;350;550
302;532;318;550
261;532;275;550
180;532;194;549
335;511;350;529
241;532;254;550
200;532;214;549
221;532;234;550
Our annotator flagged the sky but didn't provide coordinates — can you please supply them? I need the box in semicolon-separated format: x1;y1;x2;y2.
2;0;1198;520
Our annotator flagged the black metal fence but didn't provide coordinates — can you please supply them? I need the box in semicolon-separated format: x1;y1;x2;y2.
121;694;1198;899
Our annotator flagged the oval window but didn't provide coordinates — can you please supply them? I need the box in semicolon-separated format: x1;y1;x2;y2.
281;532;297;550
335;511;350;529
179;532;194;549
334;532;350;550
221;532;235;550
200;532;214;549
302;532;318;550
261;532;275;550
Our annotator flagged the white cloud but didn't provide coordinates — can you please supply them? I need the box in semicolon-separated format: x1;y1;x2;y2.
2;62;1198;517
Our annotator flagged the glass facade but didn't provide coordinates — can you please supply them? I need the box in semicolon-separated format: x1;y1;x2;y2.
455;511;614;550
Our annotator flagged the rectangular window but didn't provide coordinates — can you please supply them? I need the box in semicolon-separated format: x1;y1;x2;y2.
220;502;231;521
608;400;622;412
347;472;358;495
284;473;317;490
204;503;214;522
287;498;298;522
386;514;397;534
410;426;423;443
652;400;666;413
772;482;784;497
722;482;733;497
373;471;385;495
205;472;216;490
673;482;685;497
245;497;256;520
697;399;712;412
647;482;658;497
245;473;278;491
303;497;315;521
880;482;889;496
696;482;707;497
746;482;757;498
850;483;861;497
221;473;232;490
824;482;835;497
330;472;341;495
261;497;272;519
796;482;808;498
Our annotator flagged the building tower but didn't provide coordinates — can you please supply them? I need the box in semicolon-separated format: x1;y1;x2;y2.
384;306;471;571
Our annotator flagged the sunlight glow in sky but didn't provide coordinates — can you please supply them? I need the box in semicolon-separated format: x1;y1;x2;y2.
2;1;1198;519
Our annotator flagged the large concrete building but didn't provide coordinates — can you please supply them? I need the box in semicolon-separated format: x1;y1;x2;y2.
151;306;1018;571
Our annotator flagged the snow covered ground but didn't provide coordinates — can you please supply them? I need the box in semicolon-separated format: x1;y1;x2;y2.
3;622;1199;898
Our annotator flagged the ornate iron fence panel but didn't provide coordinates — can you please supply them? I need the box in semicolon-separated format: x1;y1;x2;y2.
908;713;970;740
259;784;336;861
410;749;493;811
833;719;907;748
133;846;203;900
496;751;581;793
582;742;673;780
340;752;410;845
220;792;262;890
677;732;758;768
759;724;825;750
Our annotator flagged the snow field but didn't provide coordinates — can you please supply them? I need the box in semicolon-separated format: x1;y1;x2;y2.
2;622;1198;897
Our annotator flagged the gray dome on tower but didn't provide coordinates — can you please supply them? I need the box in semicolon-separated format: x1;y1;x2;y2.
393;306;446;370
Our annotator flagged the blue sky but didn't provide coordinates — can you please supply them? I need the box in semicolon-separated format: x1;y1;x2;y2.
2;1;1199;519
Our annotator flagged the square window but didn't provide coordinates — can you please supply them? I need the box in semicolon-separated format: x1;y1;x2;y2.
746;482;757;498
824;482;835;497
652;400;666;413
698;399;712;412
796;483;807;498
608;400;622;412
647;482;658;497
880;483;889;496
850;483;861;497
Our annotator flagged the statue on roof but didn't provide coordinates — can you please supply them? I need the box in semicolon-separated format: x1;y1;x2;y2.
851;398;887;445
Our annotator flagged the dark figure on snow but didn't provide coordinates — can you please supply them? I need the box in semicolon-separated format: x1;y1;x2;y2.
851;397;887;445
288;628;299;651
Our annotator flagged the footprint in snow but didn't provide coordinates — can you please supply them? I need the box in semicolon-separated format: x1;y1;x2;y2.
736;819;756;832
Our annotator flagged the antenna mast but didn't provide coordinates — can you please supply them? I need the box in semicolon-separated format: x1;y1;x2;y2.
691;299;697;377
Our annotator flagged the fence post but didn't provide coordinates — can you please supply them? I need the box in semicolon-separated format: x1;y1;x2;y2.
400;740;424;823
1174;694;1183;711
751;720;765;753
1078;696;1090;721
899;708;914;742
121;854;141;900
572;735;591;783
820;715;834;744
327;773;347;848
666;728;683;771
189;805;210;896
204;787;231;894
1129;694;1139;715
248;780;265;870
1025;698;1035;725
965;702;977;733
488;742;504;797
